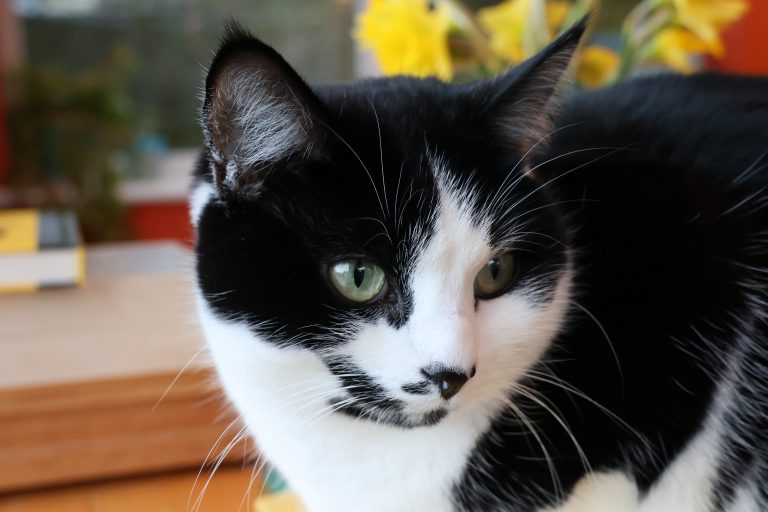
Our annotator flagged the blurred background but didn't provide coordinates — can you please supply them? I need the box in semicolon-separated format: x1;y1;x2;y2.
0;1;765;511
1;0;355;244
0;0;765;244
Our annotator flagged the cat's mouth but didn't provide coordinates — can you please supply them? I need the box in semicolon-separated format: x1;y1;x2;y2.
328;397;448;428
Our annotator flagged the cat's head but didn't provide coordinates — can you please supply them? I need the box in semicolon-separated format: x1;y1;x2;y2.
193;22;584;429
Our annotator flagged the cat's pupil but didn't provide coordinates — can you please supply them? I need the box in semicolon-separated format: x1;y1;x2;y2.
353;260;366;288
488;259;501;280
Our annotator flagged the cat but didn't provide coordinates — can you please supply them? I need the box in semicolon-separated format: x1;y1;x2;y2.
190;19;768;512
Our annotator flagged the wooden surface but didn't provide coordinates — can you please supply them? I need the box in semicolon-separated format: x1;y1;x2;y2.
0;369;247;493
0;466;262;512
0;242;246;492
0;242;204;389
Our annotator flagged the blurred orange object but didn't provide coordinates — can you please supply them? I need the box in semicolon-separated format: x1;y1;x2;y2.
709;0;768;75
128;202;194;247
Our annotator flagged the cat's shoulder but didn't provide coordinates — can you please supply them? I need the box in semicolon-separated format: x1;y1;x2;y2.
564;72;768;123
551;73;768;185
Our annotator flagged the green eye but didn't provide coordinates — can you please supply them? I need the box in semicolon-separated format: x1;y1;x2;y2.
474;253;516;299
329;259;386;303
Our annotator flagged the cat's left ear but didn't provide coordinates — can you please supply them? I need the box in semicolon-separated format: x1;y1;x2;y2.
480;17;588;154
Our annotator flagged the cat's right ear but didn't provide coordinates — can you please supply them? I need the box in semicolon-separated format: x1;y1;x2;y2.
201;23;325;198
476;17;588;155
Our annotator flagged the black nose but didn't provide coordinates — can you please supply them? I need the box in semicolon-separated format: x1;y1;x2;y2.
422;368;472;400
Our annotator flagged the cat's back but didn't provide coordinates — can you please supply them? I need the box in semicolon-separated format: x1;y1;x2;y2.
541;73;768;293
553;73;768;183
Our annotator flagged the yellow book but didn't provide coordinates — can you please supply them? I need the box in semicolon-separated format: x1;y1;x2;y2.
0;209;85;293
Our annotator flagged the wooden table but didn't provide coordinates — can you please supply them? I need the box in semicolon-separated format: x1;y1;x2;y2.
0;242;246;493
0;467;261;512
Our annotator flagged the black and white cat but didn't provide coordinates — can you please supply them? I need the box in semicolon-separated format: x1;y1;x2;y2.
191;20;768;512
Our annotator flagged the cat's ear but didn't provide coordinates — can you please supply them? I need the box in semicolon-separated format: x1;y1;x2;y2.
202;23;325;196
481;17;588;154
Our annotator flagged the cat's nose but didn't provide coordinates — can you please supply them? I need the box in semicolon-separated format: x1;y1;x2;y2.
422;367;474;400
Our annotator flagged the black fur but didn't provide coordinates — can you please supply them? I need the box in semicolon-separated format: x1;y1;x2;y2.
455;73;768;510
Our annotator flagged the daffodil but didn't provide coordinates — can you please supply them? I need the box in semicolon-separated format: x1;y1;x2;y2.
577;45;620;88
670;0;748;42
354;0;453;80
546;0;572;32
477;0;571;65
477;0;530;63
640;26;723;73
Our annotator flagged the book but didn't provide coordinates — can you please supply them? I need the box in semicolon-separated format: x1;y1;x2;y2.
0;209;85;293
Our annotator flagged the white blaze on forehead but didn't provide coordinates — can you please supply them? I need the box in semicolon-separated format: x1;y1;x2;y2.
408;171;490;371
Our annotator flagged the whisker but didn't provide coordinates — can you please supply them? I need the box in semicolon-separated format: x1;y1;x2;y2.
187;417;243;511
153;345;206;412
505;146;628;214
500;395;564;500
488;122;583;213
318;119;388;226
514;383;593;477
368;97;390;219
569;299;624;392
524;369;648;446
191;424;249;512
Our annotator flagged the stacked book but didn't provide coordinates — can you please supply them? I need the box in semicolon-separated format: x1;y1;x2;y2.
0;209;85;293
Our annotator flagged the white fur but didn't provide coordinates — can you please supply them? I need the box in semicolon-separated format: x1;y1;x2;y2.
545;472;640;512
199;303;492;511
227;70;310;167
206;69;312;190
726;483;761;512
189;181;215;226
637;419;722;511
547;425;722;512
548;373;733;512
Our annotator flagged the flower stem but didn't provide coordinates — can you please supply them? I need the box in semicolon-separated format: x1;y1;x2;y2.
617;0;673;81
443;0;501;71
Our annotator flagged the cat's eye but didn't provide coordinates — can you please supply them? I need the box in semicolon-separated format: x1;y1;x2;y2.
474;253;517;299
329;259;387;303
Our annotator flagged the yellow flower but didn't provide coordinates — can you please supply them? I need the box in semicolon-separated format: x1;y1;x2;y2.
577;45;619;88
547;0;572;32
641;26;724;73
478;0;530;63
671;0;748;42
478;0;577;65
354;0;453;80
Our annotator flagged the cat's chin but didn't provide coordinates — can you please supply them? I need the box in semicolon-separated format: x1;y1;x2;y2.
328;398;449;429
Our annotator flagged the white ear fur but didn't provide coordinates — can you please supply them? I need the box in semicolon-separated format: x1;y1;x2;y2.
204;66;314;193
201;25;325;197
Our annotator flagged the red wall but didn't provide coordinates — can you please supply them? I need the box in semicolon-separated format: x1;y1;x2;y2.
128;202;194;247
709;1;768;75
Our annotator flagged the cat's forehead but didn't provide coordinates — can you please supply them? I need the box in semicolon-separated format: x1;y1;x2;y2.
317;77;457;119
316;78;473;154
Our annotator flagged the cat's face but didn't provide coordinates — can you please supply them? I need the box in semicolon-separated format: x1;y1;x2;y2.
193;25;582;428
